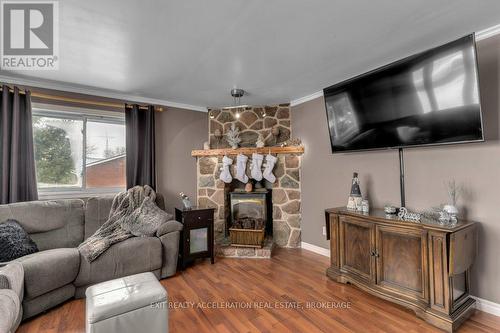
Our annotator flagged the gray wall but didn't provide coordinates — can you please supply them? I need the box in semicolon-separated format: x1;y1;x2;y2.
156;107;207;214
291;35;500;303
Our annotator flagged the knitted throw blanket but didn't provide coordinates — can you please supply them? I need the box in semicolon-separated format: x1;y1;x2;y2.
79;185;167;262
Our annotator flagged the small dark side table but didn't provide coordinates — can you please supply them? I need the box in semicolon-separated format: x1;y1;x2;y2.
175;207;215;269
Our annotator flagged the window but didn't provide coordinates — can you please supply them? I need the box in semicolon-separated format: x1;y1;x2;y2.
33;105;126;197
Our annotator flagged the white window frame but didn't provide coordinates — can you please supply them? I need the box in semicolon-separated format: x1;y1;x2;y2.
33;103;126;199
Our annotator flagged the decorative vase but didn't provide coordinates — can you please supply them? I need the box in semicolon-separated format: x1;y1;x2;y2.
443;204;459;217
179;192;192;210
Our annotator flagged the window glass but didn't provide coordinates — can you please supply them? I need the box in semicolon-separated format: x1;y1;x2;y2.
33;115;83;189
85;120;126;188
32;109;126;194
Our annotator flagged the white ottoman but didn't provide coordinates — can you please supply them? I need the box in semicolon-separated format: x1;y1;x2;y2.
85;272;168;333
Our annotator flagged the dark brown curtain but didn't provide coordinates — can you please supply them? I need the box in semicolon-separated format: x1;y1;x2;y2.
0;85;38;204
125;104;156;189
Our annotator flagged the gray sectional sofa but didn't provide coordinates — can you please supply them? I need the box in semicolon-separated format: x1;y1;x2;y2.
0;263;24;333
0;195;182;321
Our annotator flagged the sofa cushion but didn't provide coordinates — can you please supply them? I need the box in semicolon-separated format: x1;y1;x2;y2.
0;200;85;251
22;284;74;320
84;197;114;240
74;237;162;288
0;220;38;262
16;248;80;300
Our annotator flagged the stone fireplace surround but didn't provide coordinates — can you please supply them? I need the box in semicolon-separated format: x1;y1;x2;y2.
195;104;302;257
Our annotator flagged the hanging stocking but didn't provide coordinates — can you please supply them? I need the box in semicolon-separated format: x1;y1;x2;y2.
250;153;264;181
263;154;278;183
235;154;249;183
219;155;233;183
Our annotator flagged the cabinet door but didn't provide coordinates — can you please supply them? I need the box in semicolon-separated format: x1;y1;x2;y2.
339;216;375;282
375;225;428;302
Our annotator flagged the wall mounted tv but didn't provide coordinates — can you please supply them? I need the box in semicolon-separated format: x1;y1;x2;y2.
324;34;483;153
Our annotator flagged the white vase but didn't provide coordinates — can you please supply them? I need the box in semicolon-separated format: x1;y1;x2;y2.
443;204;459;216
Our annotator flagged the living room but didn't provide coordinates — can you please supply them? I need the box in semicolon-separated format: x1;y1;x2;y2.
1;1;500;333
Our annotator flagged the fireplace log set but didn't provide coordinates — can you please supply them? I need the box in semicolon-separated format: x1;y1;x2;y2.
231;217;265;230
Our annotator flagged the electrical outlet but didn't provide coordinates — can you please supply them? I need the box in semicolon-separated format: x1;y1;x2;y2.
322;226;327;236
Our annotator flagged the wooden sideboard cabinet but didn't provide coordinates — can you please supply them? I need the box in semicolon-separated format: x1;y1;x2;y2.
325;207;478;332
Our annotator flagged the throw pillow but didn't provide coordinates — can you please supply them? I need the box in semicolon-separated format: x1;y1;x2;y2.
0;220;38;262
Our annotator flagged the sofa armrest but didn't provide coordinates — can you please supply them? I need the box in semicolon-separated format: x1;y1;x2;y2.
0;263;24;300
0;289;22;333
156;220;183;237
158;229;182;279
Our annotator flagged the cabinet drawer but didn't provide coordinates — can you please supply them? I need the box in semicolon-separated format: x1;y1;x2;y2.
183;210;214;226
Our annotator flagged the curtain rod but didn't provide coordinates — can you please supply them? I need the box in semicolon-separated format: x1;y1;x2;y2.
0;86;164;111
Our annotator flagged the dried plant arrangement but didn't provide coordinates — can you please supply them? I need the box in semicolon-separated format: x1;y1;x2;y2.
446;179;462;207
226;123;241;149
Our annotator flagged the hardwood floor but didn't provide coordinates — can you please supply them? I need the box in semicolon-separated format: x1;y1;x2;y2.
18;248;500;333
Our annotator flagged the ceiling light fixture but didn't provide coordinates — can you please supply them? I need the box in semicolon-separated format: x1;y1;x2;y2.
231;88;245;119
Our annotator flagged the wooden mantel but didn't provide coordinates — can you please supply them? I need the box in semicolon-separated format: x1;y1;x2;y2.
191;146;304;157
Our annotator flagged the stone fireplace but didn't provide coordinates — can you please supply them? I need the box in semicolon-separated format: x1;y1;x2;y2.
194;104;302;258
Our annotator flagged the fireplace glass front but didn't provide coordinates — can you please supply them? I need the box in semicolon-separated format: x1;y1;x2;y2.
228;190;272;236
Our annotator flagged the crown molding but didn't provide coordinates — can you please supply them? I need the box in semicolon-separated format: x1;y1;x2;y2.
476;23;500;41
0;75;208;112
290;91;323;107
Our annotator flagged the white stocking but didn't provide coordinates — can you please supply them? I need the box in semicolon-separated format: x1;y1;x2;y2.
263;154;277;183
219;156;233;183
250;153;264;181
235;154;249;183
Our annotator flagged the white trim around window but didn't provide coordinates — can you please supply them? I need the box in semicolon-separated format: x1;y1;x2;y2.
38;188;123;200
32;103;126;200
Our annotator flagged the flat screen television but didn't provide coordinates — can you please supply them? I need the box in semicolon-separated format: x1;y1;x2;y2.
324;34;483;153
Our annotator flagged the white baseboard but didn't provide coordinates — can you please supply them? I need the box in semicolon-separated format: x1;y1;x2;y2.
300;243;500;318
473;297;500;317
301;242;330;257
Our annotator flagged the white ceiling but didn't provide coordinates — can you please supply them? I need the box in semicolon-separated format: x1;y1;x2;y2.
2;0;500;109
